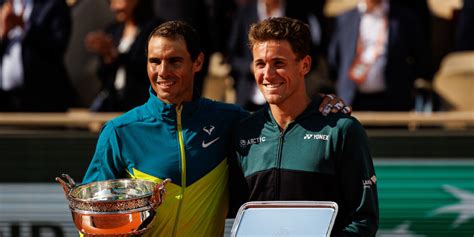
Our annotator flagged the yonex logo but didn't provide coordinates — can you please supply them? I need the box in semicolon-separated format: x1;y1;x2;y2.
303;134;329;140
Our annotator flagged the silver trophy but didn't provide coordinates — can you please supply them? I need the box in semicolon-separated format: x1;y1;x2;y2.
56;174;170;236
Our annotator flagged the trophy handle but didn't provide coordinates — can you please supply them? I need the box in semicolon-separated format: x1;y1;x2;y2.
55;173;76;196
150;178;171;209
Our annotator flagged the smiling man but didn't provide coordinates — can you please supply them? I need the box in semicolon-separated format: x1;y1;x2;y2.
82;21;248;237
234;17;379;237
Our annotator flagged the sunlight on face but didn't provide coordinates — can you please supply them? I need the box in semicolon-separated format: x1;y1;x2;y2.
147;36;203;105
252;40;310;106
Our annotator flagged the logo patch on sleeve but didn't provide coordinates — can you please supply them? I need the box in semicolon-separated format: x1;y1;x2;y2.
363;175;377;188
239;136;266;148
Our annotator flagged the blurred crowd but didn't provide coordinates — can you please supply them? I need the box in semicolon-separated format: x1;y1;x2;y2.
0;0;472;112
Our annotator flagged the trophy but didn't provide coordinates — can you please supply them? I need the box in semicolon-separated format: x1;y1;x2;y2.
56;174;170;236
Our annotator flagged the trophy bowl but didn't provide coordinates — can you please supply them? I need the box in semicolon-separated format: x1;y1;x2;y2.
56;174;170;236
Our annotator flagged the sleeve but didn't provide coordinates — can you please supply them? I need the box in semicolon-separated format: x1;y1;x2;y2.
82;122;126;184
227;149;250;218
333;118;379;237
227;118;250;218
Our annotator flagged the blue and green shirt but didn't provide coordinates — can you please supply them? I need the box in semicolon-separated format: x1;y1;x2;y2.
83;88;247;237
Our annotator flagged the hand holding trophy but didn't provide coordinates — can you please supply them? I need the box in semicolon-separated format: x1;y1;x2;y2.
56;174;170;236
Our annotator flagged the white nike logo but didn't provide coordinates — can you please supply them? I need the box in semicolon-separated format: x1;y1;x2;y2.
202;137;220;148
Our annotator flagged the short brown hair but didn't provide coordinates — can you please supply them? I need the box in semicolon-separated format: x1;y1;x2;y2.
248;17;311;60
147;21;202;61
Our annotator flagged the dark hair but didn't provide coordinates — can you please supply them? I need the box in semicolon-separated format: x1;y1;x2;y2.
248;17;311;60
146;21;202;61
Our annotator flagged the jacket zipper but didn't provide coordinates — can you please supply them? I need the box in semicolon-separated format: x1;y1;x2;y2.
275;130;284;200
172;104;187;237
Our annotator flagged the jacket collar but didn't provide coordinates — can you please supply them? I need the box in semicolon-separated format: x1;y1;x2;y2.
265;96;322;128
145;87;201;121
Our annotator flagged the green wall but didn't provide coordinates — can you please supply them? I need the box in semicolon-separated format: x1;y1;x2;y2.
375;160;474;237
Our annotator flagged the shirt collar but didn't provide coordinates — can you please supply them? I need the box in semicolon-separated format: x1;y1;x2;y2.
264;97;323;128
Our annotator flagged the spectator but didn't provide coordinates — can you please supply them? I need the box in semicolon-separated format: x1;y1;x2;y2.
328;0;433;111
0;0;75;111
86;0;162;111
234;16;379;236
